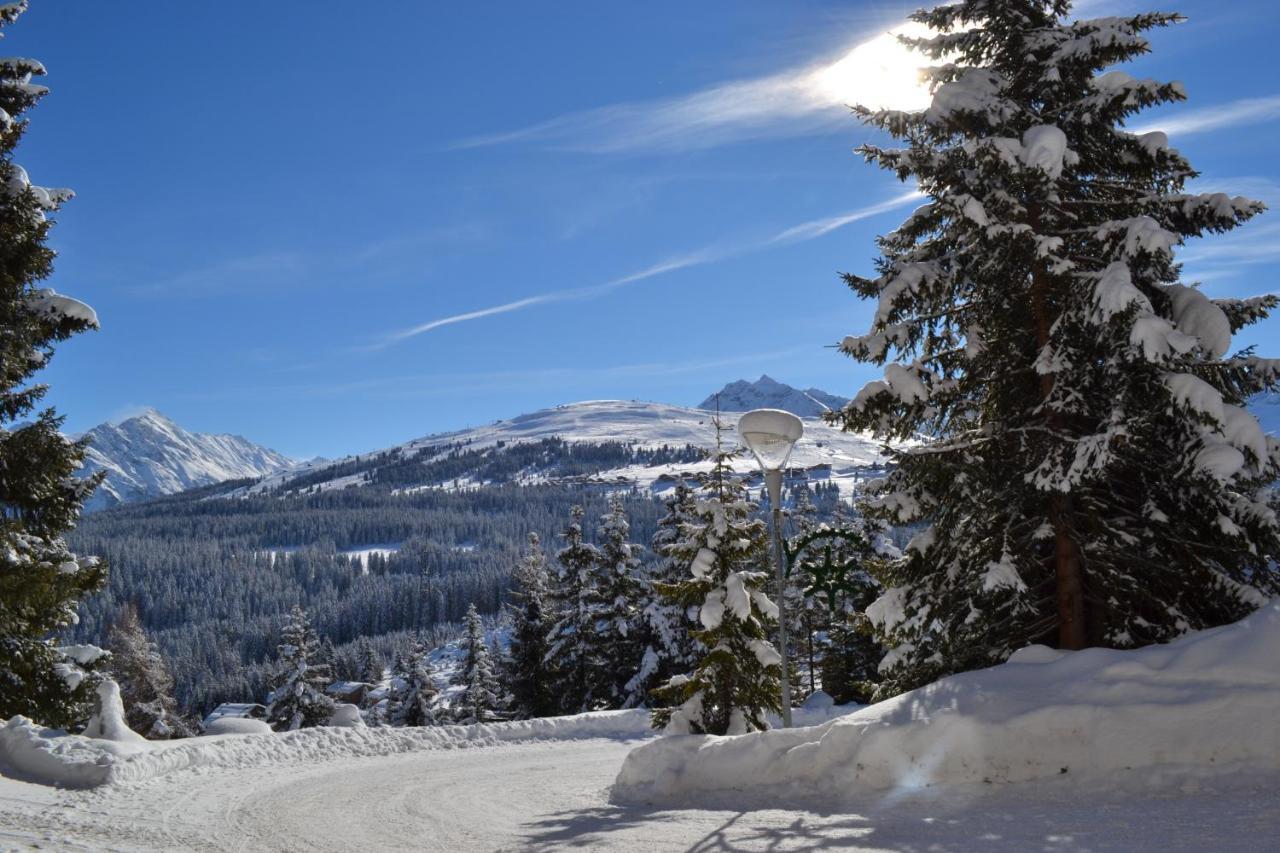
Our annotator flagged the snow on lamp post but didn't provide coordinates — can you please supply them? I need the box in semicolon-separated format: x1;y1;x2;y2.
737;408;803;728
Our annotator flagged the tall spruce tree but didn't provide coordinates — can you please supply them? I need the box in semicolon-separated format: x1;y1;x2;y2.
651;422;781;735
265;606;334;730
630;482;701;705
588;494;646;708
0;3;108;728
357;636;383;686
837;1;1280;697
106;605;192;739
452;603;505;724
504;532;557;718
544;505;601;713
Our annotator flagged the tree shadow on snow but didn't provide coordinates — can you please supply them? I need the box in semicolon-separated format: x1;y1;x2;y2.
515;777;1278;852
519;804;876;851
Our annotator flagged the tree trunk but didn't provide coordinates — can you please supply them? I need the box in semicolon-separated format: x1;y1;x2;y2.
1028;208;1088;650
1049;494;1087;649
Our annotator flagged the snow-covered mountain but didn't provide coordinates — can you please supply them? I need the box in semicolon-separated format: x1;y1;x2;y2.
698;375;848;418
80;410;295;511
239;398;891;501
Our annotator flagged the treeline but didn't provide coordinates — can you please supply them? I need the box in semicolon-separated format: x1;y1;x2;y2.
67;442;849;717
266;436;707;496
67;481;668;713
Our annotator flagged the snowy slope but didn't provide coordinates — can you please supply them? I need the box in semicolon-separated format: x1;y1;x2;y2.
615;598;1280;807
699;374;848;417
80;410;294;511
242;399;891;500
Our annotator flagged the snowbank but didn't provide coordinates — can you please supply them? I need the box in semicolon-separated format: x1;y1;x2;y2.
0;717;152;789
202;717;273;736
1;707;656;789
614;600;1280;807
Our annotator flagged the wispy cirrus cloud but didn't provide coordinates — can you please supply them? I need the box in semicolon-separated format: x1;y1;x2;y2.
1180;220;1280;284
372;189;921;349
1131;94;1280;138
453;23;933;154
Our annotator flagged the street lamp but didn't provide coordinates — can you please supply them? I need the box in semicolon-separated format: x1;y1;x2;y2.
737;408;803;728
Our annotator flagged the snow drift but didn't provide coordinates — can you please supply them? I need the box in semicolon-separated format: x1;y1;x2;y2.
0;698;857;790
0;708;658;789
614;600;1280;806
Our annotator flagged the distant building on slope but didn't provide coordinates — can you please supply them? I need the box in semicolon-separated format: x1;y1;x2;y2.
202;702;266;728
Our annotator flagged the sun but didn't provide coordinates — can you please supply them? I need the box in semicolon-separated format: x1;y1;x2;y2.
809;23;934;113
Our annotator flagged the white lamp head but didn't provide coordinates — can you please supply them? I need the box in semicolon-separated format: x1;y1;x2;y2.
737;408;804;472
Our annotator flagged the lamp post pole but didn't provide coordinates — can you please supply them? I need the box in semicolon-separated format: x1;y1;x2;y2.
737;408;802;730
765;468;792;729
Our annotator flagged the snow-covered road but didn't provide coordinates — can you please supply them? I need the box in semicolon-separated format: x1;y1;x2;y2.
3;736;1279;851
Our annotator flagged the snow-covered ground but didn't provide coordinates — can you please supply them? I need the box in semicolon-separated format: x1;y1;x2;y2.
616;599;1280;808
6;604;1280;849
2;734;1277;851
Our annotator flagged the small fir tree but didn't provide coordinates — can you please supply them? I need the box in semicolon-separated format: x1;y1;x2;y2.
452;604;505;724
588;495;646;708
388;636;437;727
837;0;1280;696
504;533;557;718
265;606;334;731
630;482;702;705
544;506;602;713
0;2;108;728
651;422;781;735
357;636;384;686
106;605;192;739
784;487;826;698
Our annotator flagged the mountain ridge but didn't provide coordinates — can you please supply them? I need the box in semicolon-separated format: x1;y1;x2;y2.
698;375;848;418
81;410;295;511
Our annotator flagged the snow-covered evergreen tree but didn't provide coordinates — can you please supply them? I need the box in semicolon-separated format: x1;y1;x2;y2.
265;606;334;730
0;2;108;729
504;532;557;718
837;1;1280;697
784;487;825;698
651;424;781;735
544;505;601;713
630;483;701;705
357;636;383;686
588;494;646;708
452;603;505;724
315;636;337;677
388;635;437;726
106;605;192;739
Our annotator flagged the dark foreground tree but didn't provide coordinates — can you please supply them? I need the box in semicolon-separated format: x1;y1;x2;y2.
837;0;1280;696
0;3;108;727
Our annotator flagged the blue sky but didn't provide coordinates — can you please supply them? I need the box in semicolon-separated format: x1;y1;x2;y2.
14;0;1280;458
